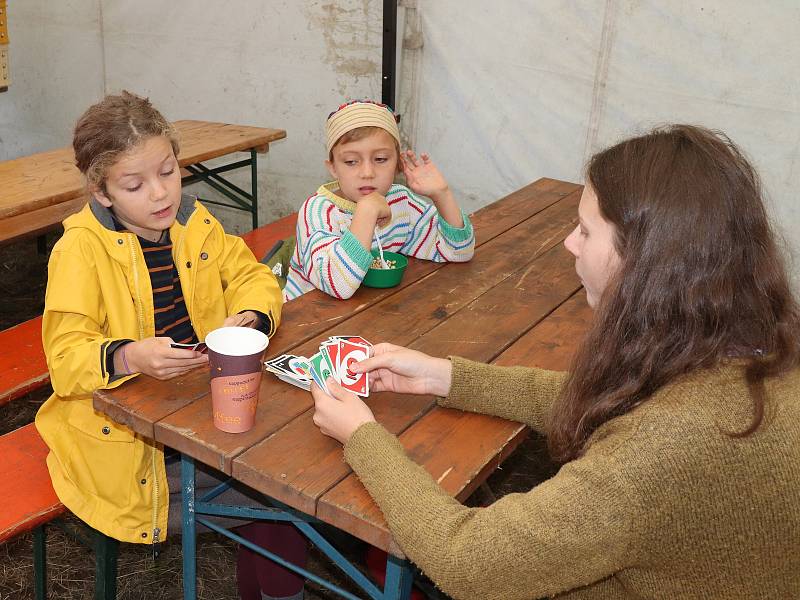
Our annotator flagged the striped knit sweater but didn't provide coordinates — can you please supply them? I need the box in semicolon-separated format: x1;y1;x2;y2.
283;182;475;301
344;358;800;599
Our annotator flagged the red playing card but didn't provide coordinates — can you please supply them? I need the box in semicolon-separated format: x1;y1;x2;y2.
336;340;370;396
344;336;372;348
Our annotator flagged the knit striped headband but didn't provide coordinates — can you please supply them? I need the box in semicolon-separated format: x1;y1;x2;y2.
326;100;401;154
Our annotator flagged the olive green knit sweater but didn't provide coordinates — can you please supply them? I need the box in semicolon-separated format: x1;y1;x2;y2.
343;358;800;599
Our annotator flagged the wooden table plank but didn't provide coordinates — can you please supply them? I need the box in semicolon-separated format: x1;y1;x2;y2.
291;193;579;355
467;178;579;243
315;243;581;552
316;292;592;550
231;393;435;516
0;120;287;224
153;376;319;474
94;182;581;438
238;238;579;511
95;371;212;440
156;194;578;477
0;196;88;244
267;179;581;352
316;407;529;556
171;120;285;165
495;291;593;370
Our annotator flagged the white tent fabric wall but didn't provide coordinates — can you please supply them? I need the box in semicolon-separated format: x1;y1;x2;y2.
1;1;798;285
398;1;800;285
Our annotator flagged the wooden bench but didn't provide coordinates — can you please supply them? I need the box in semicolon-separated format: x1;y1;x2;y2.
0;423;64;541
0;423;65;599
0;212;297;407
1;422;121;598
239;211;296;260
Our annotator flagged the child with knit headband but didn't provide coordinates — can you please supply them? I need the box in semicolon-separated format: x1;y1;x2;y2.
283;100;475;301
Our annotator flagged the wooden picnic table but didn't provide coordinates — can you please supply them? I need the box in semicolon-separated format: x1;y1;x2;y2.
0;120;286;245
93;177;594;599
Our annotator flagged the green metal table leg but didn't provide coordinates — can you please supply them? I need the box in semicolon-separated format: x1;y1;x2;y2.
250;149;259;230
33;525;47;600
93;529;119;600
181;149;261;230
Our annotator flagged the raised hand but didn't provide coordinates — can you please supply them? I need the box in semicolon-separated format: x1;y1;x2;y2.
400;151;450;200
349;342;452;397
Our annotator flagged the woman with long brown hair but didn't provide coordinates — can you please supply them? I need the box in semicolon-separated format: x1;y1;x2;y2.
310;124;800;599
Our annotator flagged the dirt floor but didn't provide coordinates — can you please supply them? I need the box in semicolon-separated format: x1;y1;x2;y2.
0;233;558;600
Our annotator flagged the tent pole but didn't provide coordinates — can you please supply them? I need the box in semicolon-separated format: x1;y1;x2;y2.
382;0;398;108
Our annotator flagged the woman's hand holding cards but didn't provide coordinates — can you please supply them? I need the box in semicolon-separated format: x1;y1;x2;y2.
350;343;453;397
311;379;376;444
309;342;453;444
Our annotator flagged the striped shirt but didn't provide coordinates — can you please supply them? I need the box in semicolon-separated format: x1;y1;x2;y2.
284;183;475;301
111;218;197;343
138;233;197;343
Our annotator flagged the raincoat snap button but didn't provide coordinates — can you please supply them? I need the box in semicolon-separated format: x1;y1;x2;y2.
141;532;148;539
186;261;192;268
204;218;210;224
101;426;111;435
200;252;208;260
117;239;123;245
140;478;147;485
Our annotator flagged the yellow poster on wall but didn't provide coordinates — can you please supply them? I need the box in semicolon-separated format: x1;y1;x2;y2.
0;0;8;89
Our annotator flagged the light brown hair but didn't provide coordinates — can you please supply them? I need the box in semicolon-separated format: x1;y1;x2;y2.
73;90;179;193
548;124;800;462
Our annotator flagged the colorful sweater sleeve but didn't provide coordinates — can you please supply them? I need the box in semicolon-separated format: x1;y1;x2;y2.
293;195;374;299
399;187;475;263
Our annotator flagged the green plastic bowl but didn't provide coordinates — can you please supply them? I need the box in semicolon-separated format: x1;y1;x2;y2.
362;250;408;288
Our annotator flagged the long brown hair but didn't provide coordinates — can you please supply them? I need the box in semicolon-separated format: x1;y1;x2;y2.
548;124;800;462
73;90;179;193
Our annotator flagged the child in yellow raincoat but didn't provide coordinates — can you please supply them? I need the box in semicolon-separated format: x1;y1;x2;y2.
36;91;304;600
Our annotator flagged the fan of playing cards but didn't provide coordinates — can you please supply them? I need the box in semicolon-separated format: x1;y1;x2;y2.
264;336;372;397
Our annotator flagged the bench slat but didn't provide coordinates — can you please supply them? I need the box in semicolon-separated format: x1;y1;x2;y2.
0;317;48;405
0;423;64;543
239;212;296;260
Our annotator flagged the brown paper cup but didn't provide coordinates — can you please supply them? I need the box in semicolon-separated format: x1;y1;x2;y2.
205;326;269;433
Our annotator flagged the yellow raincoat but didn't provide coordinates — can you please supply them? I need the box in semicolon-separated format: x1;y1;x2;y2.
36;195;282;544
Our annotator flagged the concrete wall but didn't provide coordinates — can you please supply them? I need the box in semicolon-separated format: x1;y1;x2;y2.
1;0;384;234
0;0;104;159
100;0;384;233
2;1;798;285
